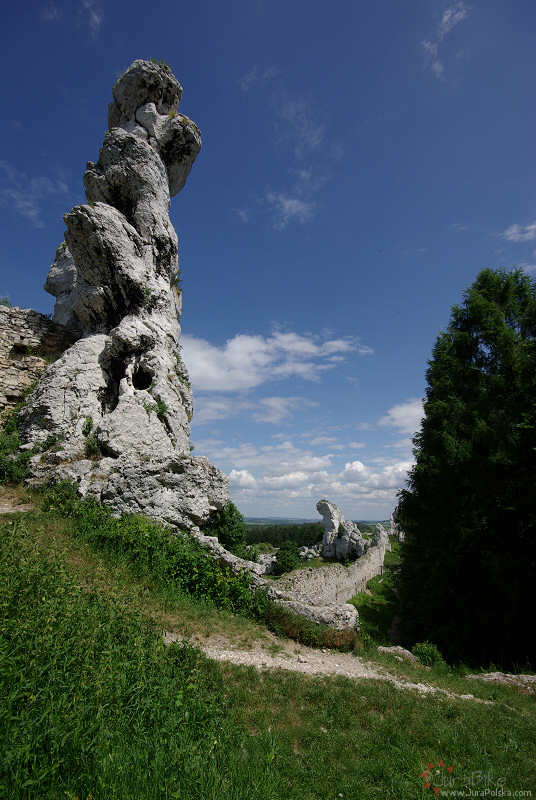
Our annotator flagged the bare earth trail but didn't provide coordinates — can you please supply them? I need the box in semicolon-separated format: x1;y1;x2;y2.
0;493;34;515
164;630;494;704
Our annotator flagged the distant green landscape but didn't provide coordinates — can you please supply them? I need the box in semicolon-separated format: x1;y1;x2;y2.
245;517;390;527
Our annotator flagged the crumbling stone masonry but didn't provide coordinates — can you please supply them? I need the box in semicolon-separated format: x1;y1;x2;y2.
0;305;78;418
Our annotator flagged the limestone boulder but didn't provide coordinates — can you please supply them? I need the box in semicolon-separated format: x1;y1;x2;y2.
316;499;366;560
44;244;82;333
372;522;391;552
101;455;229;530
269;589;359;631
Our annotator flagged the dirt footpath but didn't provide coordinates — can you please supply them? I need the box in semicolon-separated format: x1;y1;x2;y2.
164;629;493;703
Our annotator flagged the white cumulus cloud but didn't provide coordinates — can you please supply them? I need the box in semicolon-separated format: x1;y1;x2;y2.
182;330;366;393
229;469;257;489
195;434;414;519
378;398;424;436
341;460;412;491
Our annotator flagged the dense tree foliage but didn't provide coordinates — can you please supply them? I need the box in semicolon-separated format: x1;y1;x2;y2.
273;540;302;575
202;501;248;553
396;269;536;668
245;522;324;549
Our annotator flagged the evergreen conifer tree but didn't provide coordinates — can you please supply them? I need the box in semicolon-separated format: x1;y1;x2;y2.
396;268;536;668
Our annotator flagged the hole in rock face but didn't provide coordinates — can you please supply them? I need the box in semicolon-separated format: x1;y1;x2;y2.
132;365;153;390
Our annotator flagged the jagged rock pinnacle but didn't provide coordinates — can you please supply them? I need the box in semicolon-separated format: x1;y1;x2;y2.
19;60;228;528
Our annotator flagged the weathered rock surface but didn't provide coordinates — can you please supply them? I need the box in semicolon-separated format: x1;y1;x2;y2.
275;533;389;611
260;499;392;630
18;59;228;528
257;552;278;573
299;544;321;561
390;510;405;541
268;593;359;631
464;672;536;692
372;522;391;552
378;645;419;663
316;498;367;560
6;62;385;634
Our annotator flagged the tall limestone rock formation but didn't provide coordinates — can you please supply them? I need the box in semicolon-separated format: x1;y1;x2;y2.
18;60;228;529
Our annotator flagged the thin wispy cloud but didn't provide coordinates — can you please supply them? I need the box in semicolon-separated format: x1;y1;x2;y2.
239;65;279;92
193;395;312;425
263;190;315;230
438;2;470;40
79;0;103;39
236;71;340;229
0;161;69;228
308;435;343;449
41;3;62;21
502;221;536;243
182;329;367;393
422;2;471;80
240;66;258;92
272;90;327;159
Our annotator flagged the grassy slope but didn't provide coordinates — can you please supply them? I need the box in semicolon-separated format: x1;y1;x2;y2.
349;541;402;644
1;496;535;799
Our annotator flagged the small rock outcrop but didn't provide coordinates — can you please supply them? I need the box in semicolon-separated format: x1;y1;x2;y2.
316;499;367;560
390;510;405;541
268;500;393;630
17;60;228;528
377;645;420;663
372;522;391;551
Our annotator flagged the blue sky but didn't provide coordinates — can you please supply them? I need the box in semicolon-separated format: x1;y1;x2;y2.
1;1;535;519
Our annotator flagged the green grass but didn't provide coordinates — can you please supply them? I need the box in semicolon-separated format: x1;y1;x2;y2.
0;515;270;799
349;540;402;643
1;498;535;798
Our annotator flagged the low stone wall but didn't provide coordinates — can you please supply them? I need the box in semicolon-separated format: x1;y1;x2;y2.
0;306;78;418
275;539;389;605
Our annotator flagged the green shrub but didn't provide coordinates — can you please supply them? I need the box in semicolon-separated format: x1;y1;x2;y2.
246;520;323;548
0;407;31;485
42;485;266;619
273;540;301;575
155;399;168;420
84;432;102;458
202;500;247;553
81;415;102;458
40;479;81;516
412;640;446;667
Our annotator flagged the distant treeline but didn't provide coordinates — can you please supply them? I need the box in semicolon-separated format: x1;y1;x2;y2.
245;521;384;548
245;522;324;548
